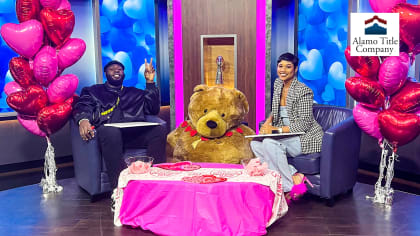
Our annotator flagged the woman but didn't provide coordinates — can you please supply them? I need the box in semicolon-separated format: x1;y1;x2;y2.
251;52;323;202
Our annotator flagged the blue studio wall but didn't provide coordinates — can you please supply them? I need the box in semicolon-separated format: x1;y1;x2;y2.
99;0;157;89
297;0;349;107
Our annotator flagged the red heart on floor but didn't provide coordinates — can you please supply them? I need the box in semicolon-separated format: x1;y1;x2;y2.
6;85;48;116
37;96;74;135
9;57;37;88
40;8;75;47
182;175;227;184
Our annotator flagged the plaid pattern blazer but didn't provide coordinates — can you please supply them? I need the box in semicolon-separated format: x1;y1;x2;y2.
271;78;323;154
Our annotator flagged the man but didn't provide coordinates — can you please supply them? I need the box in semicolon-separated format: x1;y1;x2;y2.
73;59;166;188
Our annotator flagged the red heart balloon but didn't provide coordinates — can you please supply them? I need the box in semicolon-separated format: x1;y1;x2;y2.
16;0;41;23
392;3;420;55
9;57;37;88
37;96;74;135
390;81;420;113
345;77;385;109
378;110;420;146
344;47;380;79
39;8;75;47
6;85;48;116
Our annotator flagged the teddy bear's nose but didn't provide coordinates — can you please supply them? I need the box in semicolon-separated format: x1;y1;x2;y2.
206;120;218;129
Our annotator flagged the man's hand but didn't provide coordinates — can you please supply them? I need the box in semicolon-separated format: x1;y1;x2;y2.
79;119;95;141
144;58;155;83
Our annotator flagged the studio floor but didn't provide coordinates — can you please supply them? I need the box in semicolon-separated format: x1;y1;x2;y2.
0;178;419;236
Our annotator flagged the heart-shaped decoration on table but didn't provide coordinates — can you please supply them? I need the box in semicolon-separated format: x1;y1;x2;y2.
182;175;227;184
40;8;75;47
0;19;44;58
9;57;37;88
6;85;48;116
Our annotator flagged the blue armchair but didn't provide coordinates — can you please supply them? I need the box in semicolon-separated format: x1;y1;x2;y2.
260;104;361;206
288;104;361;205
70;115;167;200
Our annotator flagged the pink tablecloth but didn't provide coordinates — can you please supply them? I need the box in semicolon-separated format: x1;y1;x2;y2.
113;163;287;236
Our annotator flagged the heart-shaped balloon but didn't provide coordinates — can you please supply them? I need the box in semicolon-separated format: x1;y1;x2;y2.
4;82;23;96
40;0;61;9
9;57;37;88
0;19;44;58
57;38;86;70
40;8;75;47
378;109;420;146
392;3;420;55
390;81;420;113
47;74;78;104
57;0;71;10
369;0;406;13
6;85;48;116
16;0;41;23
378;52;410;95
344;47;380;79
17;115;46;137
345;77;385;109
37;96;73;135
33;46;58;87
353;103;382;140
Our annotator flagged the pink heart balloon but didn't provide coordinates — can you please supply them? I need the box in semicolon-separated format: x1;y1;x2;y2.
17;115;46;137
40;0;61;9
369;0;406;13
57;0;71;10
378;52;410;95
58;38;86;70
0;19;44;58
33;46;58;87
47;74;79;104
4;82;23;96
353;103;382;140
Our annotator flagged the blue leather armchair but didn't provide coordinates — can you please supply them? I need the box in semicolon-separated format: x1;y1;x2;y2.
70;115;167;200
288;104;361;205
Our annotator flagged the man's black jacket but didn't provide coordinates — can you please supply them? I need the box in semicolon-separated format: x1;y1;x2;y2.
72;82;160;127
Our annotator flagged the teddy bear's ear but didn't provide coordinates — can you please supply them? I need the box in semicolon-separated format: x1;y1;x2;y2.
235;89;249;114
193;84;209;93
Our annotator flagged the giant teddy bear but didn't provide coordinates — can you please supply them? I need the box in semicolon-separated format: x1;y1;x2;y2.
167;84;256;163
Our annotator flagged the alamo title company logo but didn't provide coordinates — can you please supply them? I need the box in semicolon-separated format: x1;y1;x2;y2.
350;13;399;56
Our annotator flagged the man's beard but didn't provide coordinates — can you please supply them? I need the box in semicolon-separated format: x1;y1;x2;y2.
106;73;125;86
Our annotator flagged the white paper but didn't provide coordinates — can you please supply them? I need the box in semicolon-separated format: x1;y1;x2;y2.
104;122;160;128
245;132;304;140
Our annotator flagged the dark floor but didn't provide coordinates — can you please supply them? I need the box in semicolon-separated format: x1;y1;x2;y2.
0;178;418;236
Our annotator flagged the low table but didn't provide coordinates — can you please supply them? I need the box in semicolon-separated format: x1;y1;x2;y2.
113;163;288;236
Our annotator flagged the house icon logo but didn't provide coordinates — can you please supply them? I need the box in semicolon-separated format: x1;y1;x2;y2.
364;15;387;35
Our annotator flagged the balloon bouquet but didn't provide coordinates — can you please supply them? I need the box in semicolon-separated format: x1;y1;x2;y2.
345;1;420;206
0;0;86;194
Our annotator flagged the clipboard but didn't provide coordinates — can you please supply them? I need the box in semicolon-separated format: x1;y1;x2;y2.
104;122;160;128
245;132;304;141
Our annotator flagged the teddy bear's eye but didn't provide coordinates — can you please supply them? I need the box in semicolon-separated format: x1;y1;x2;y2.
221;113;225;117
204;109;207;113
